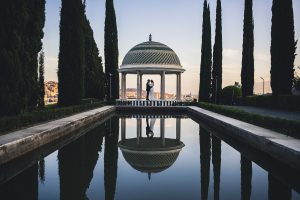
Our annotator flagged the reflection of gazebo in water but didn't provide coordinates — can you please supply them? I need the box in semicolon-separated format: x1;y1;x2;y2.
117;35;185;106
119;117;184;179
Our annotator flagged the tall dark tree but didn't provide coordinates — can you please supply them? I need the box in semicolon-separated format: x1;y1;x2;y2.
241;0;254;98
212;135;221;200
199;1;212;102
199;126;211;200
105;0;119;101
104;117;119;200
241;155;252;200
83;9;105;99
23;0;46;111
38;50;45;108
271;0;296;95
211;0;223;104
58;0;85;106
0;1;45;116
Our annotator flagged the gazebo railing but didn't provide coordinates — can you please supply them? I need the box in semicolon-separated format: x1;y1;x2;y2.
116;99;185;106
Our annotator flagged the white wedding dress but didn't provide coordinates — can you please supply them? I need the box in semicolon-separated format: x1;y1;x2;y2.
149;84;155;100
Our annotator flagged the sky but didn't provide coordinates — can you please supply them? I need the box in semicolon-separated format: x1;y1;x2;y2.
43;0;300;95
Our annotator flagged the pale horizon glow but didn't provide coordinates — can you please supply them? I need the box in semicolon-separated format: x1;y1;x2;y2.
43;0;300;95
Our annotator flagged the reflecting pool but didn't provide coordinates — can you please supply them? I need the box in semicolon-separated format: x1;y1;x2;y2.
0;115;299;200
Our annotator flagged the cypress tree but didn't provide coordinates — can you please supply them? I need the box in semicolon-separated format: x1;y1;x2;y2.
0;1;45;116
58;0;85;106
271;0;296;95
0;2;23;116
83;8;105;100
38;50;45;108
211;0;223;104
199;1;212;102
105;0;119;101
23;0;46;111
241;0;254;98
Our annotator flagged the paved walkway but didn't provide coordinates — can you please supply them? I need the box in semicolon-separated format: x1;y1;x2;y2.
226;106;300;122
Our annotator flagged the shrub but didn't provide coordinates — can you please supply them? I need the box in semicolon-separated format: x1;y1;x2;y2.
220;85;242;105
0;101;106;134
193;102;300;139
242;95;300;111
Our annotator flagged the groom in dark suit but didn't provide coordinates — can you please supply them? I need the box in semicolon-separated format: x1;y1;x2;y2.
146;79;151;100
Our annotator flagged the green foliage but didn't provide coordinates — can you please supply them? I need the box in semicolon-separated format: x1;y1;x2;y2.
211;0;223;104
83;16;105;100
58;0;85;106
271;0;296;95
0;101;105;134
0;1;45;116
242;95;300;111
241;0;254;98
220;85;242;105
105;0;119;101
199;0;212;102
194;102;300;139
293;66;300;91
38;50;45;109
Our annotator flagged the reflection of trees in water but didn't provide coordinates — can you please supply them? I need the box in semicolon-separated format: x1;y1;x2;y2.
241;155;252;200
268;173;291;200
212;135;221;200
58;124;105;200
39;158;45;183
0;164;38;200
199;126;211;200
104;117;119;200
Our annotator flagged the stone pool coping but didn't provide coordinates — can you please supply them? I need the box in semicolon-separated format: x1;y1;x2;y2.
187;106;300;170
1;105;299;171
0;106;115;165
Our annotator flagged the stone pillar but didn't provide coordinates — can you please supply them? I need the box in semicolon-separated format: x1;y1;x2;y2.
160;71;165;99
121;73;126;99
176;73;181;100
121;117;126;141
137;118;142;145
176;118;181;140
160;118;165;147
139;74;143;99
137;71;141;99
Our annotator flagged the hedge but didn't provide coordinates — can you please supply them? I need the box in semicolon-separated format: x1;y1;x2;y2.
240;95;300;111
191;102;300;139
0;101;106;134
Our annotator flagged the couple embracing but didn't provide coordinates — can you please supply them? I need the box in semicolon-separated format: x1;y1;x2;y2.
146;79;155;100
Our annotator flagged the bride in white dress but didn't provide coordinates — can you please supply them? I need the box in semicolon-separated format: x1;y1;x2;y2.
149;80;155;100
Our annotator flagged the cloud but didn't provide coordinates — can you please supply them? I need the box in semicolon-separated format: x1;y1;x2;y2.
223;48;239;58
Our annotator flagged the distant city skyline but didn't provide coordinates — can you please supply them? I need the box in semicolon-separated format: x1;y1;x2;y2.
43;0;300;94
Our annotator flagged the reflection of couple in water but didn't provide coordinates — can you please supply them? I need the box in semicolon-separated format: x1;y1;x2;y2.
146;116;156;138
146;79;155;100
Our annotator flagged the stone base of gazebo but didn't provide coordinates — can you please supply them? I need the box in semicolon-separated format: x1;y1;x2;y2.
116;99;185;106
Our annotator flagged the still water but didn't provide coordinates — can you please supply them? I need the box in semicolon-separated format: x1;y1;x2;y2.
0;116;299;200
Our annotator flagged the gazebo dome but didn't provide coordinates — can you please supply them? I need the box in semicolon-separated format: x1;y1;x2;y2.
119;35;185;74
119;138;184;174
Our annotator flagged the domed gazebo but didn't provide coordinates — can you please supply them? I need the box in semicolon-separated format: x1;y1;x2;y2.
119;34;185;100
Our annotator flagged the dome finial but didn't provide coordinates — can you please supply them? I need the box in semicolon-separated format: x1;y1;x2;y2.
149;33;152;42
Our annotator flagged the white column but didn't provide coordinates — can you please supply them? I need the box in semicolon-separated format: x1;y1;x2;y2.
178;73;181;100
160;118;165;147
176;118;181;140
121;73;126;99
160;71;165;100
137;71;141;99
137;118;142;145
121;117;126;141
139;74;143;99
176;73;179;100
